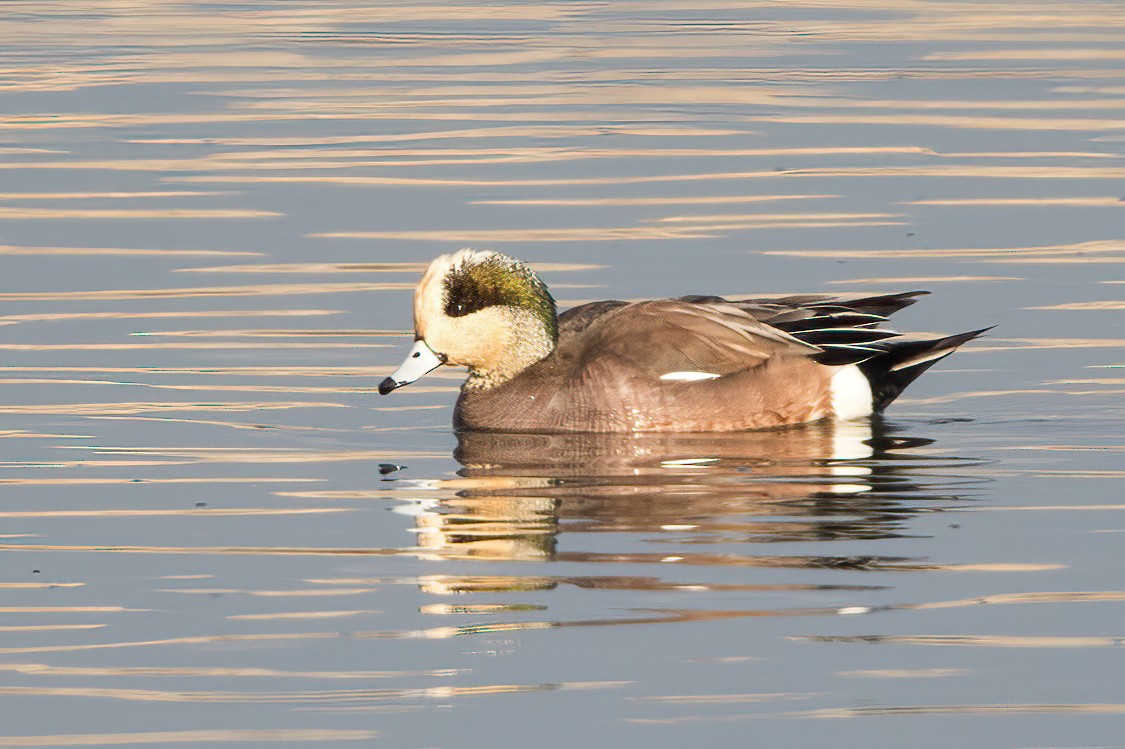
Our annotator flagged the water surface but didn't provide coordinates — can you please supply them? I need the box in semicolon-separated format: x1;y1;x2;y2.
1;2;1123;747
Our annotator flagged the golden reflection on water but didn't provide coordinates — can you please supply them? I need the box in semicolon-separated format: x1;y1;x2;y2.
827;275;1023;284
2;366;460;378
0;681;621;705
1031;301;1125;310
764;239;1125;263
0;246;261;256
0;207;280;219
628;702;1125;724
227;610;380;621
160;587;375;597
473;194;839;206
65;447;445;464
172;163;1125;189
906;197;1125;206
0;310;340;324
794;634;1125;649
0;402;343;416
0;626;105;633
0;663;463;679
636;692;808;705
311;219;904;242
133;329;401;337
0;343;381;351
796;702;1125;717
0;729;378;746
837;668;971;679
0;282;414;301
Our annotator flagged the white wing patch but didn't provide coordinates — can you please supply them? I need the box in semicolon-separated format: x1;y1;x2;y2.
660;371;721;381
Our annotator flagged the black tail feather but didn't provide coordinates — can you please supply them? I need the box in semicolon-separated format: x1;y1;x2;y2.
823;290;929;318
767;290;929;317
858;327;994;412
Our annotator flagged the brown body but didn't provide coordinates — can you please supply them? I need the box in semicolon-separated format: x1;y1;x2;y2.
455;299;836;433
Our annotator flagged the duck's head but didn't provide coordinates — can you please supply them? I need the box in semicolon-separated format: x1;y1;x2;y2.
379;249;557;394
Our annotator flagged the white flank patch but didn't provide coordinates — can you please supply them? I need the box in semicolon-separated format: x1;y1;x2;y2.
830;364;873;420
660;371;721;381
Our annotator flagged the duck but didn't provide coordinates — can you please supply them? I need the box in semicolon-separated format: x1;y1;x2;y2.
379;248;989;433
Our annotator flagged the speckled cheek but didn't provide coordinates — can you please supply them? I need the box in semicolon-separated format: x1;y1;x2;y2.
428;308;510;371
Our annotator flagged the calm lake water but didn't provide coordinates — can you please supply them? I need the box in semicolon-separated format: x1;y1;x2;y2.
1;1;1123;747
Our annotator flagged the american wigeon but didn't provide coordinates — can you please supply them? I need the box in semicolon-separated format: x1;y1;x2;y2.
379;249;989;432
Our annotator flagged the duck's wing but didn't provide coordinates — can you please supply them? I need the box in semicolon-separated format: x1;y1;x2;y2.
561;293;919;379
713;291;925;366
557;300;630;338
567;299;823;380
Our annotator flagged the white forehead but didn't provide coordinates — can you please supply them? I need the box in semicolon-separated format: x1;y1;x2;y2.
427;248;506;281
413;248;510;336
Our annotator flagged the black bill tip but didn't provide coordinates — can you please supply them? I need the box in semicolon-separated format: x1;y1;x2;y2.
378;377;400;395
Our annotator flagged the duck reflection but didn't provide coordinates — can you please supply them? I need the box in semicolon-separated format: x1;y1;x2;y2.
401;420;976;580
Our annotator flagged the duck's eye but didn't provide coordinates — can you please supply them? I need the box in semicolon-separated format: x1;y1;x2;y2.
412;351;420;359
444;290;485;318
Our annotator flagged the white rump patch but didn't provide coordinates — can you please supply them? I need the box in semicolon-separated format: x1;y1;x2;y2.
830;364;873;420
660;371;721;381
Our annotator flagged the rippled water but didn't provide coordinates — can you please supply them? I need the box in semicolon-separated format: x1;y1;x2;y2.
1;2;1124;747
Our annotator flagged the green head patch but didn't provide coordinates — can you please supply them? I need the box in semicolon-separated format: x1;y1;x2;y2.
443;253;558;341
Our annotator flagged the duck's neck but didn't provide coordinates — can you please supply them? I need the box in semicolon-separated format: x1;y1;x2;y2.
463;311;556;392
